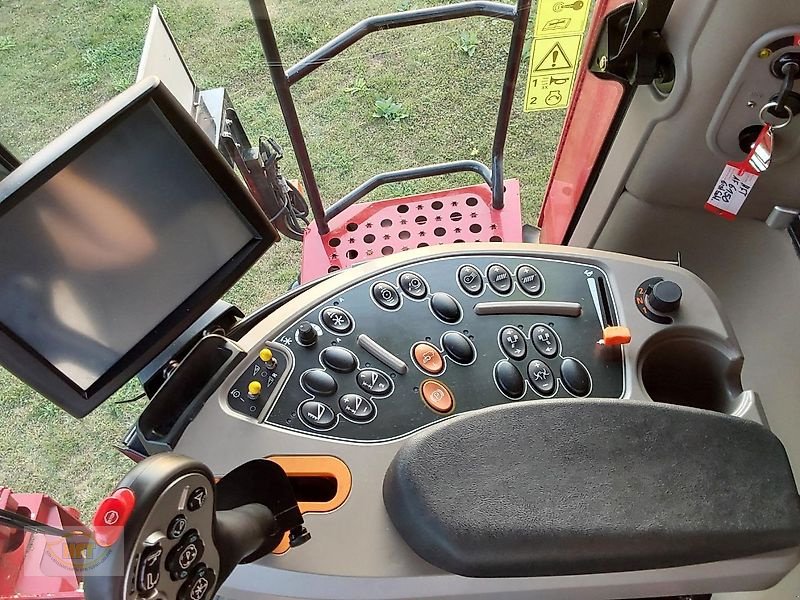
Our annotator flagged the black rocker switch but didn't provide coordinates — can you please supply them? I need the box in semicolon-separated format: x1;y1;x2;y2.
647;280;682;314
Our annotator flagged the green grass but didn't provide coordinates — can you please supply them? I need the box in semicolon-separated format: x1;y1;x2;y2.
0;0;564;517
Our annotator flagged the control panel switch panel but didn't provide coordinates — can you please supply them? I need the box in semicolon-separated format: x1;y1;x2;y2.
229;254;623;442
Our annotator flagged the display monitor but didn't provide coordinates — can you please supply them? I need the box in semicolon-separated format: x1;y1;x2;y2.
0;76;278;417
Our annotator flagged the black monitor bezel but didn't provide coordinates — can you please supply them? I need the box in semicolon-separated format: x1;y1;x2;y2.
0;76;279;417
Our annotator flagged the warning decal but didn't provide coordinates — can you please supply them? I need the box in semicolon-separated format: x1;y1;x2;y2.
524;0;592;112
532;38;579;72
533;41;574;72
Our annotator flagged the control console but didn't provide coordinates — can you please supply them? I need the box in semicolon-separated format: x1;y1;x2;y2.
166;243;774;600
225;254;625;442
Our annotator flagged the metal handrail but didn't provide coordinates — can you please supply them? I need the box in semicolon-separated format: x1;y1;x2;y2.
285;2;517;84
325;160;493;222
248;0;532;235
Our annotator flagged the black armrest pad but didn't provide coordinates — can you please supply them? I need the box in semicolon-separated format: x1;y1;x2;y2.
383;399;800;577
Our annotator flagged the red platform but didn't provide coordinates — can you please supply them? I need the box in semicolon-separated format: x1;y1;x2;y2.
300;180;522;283
0;488;85;599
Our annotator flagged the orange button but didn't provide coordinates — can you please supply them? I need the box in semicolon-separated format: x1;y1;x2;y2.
413;343;444;374
602;325;631;346
421;379;454;413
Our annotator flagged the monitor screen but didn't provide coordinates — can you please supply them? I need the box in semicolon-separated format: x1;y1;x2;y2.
0;77;277;416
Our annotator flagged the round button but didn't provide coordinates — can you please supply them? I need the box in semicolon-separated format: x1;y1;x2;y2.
321;307;353;334
166;529;204;575
487;264;513;294
441;331;475;365
458;265;484;295
421;379;454;413
247;380;262;397
320;346;357;373
300;369;338;396
531;324;559;358
648;280;682;313
413;343;444;374
339;394;375;422
399;272;428;299
93;487;136;547
372;282;401;309
527;360;555;396
297;321;318;346
357;369;392;396
500;326;527;360
494;360;525;399
299;400;336;429
178;564;215;600
560;357;591;397
430;292;462;323
259;347;273;362
187;487;207;512
168;514;188;540
178;541;201;571
516;265;543;296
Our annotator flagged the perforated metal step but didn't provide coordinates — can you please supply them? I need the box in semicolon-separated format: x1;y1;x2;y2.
300;180;522;283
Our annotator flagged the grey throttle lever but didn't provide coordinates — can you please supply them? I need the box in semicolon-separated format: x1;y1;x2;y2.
83;453;309;600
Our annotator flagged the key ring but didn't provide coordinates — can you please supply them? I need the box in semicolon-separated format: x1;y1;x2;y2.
759;101;793;129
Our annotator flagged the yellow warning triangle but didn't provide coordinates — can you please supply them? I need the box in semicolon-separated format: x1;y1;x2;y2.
534;41;573;72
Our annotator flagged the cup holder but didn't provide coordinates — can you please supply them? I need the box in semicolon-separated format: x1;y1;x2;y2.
640;336;743;414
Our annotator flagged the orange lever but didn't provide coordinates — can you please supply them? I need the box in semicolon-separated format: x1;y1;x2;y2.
601;326;631;346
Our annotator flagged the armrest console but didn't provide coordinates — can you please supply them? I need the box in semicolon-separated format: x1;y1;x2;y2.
383;399;800;577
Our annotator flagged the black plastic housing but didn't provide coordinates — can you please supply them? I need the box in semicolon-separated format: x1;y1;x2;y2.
0;77;278;418
136;335;246;455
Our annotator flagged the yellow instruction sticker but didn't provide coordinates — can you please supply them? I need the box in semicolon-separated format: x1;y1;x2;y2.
524;0;592;112
534;0;592;38
525;71;575;111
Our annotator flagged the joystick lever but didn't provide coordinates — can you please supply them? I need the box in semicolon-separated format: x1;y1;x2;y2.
84;454;309;600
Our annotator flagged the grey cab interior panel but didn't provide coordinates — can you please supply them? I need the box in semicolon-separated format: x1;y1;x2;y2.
572;0;800;250
624;0;800;218
706;27;800;163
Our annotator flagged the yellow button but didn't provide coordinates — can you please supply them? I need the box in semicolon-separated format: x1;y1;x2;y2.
248;381;262;396
259;348;273;362
421;379;454;413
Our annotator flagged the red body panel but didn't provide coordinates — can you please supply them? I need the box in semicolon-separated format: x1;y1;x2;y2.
538;0;629;244
0;489;84;600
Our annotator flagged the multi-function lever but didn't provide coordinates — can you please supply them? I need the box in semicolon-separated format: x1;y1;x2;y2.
83;454;309;600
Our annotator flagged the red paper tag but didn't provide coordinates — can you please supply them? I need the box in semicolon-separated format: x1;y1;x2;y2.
705;166;759;220
705;124;772;219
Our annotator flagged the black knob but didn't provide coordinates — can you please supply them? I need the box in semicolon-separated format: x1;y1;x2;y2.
648;280;682;313
297;321;318;346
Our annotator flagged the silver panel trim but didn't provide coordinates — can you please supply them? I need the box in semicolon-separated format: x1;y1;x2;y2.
474;301;583;317
356;334;408;374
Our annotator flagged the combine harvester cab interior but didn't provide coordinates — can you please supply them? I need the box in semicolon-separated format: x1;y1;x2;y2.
1;1;800;599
